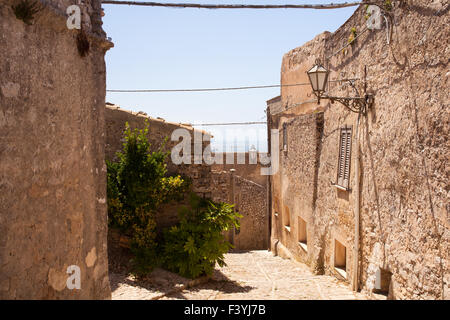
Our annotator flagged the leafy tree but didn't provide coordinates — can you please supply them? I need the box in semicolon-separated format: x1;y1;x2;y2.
162;193;242;279
107;121;189;275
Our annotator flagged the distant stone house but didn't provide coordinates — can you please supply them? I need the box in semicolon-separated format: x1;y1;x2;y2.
268;1;449;299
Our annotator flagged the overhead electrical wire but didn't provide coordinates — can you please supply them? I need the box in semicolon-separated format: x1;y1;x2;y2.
191;121;266;126
107;83;308;93
106;79;358;93
101;1;367;10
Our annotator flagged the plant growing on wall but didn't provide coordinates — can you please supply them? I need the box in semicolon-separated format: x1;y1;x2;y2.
161;193;242;279
107;121;190;276
348;27;357;45
384;0;393;11
364;4;372;20
342;27;357;56
12;0;41;25
76;30;90;57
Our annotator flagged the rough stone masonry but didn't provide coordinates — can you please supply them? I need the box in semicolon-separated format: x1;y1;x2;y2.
0;0;112;299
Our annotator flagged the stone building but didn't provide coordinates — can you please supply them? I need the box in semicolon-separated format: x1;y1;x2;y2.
268;1;449;299
0;0;112;299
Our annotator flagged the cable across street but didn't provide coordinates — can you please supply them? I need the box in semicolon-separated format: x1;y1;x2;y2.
107;83;308;93
106;79;359;93
191;121;267;126
101;1;366;10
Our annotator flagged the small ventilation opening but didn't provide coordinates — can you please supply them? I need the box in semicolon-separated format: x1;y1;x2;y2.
273;196;280;218
334;239;347;279
284;206;290;232
374;268;392;296
298;217;307;252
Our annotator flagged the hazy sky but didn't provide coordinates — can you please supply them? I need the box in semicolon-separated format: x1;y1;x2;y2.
102;1;357;151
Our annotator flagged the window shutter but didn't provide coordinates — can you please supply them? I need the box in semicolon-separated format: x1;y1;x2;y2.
343;128;352;189
337;131;346;186
337;126;352;189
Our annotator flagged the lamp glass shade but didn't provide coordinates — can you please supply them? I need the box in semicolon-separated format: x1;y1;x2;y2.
307;64;329;93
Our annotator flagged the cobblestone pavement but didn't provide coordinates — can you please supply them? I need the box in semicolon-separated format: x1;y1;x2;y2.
111;250;370;300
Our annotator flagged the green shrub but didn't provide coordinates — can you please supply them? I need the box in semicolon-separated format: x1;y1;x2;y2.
364;4;372;20
348;27;357;45
107;121;190;276
162;193;242;279
384;0;393;11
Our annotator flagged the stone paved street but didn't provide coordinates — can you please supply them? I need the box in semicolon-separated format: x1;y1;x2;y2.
111;250;371;300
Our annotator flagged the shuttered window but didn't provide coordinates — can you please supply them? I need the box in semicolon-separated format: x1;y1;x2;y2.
336;126;352;190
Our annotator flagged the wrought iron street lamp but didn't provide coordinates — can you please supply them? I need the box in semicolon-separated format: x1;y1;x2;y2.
307;61;329;103
307;59;373;114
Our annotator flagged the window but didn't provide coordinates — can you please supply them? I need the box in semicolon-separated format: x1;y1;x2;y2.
336;126;352;190
298;217;307;252
282;122;288;152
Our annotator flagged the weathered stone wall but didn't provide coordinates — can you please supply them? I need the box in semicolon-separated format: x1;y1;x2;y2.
0;0;112;299
210;170;268;250
272;112;324;270
271;1;449;299
211;152;267;186
233;175;268;250
266;96;282;115
209;170;233;203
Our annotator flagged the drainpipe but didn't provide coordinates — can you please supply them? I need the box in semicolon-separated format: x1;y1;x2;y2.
352;112;361;292
230;169;236;246
267;173;271;250
266;106;272;251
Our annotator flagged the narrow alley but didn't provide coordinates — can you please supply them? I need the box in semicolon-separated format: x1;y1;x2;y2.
1;0;447;303
111;251;373;300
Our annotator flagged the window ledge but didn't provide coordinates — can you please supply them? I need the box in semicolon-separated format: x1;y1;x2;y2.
284;225;291;232
298;242;308;252
331;182;351;192
334;267;347;280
